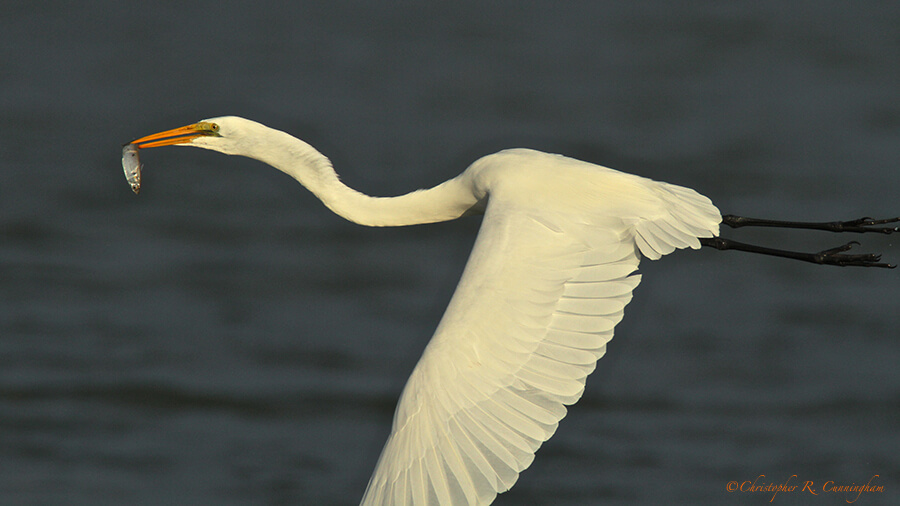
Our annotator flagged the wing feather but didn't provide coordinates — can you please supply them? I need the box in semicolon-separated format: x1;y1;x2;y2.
534;340;600;366
556;297;625;316
544;328;615;350
634;183;720;259
360;170;720;505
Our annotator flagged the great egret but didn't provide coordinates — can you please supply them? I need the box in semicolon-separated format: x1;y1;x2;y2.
126;116;897;505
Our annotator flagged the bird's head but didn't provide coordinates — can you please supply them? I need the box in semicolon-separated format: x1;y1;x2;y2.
127;116;331;196
129;116;266;156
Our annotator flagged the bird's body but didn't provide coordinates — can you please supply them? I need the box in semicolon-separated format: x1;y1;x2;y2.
127;116;893;505
347;148;720;504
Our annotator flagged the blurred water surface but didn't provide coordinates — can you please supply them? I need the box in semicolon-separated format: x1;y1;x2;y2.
1;1;898;505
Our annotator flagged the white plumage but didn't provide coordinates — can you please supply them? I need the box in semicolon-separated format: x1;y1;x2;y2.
129;117;721;505
359;150;719;505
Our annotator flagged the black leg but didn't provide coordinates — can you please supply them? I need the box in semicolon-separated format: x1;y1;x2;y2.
707;214;898;268
722;215;900;234
699;237;896;268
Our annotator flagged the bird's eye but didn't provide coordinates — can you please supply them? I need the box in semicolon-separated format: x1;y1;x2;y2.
210;123;220;132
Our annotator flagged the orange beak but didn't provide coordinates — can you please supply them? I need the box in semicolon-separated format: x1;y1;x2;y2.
129;121;219;148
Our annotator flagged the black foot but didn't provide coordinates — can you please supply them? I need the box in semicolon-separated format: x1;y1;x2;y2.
722;215;900;234
826;217;900;234
813;241;895;268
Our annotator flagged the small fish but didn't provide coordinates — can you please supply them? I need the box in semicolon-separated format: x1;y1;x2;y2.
122;143;142;194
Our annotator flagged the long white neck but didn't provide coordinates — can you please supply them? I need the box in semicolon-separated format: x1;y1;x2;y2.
209;125;482;227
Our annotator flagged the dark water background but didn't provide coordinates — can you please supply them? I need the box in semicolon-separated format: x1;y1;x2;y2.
1;2;898;505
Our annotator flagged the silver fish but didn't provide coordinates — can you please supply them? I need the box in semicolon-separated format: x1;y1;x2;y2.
122;143;142;194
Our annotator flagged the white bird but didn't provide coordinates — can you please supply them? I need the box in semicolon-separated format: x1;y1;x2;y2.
126;116;897;505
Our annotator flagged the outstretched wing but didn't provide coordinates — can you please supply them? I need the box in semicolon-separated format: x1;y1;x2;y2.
360;173;719;506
